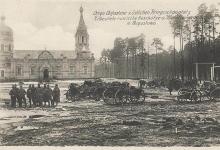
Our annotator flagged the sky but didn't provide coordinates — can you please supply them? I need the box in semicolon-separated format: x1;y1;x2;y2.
0;0;219;58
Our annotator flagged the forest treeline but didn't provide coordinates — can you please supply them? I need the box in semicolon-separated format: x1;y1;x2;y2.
95;3;220;81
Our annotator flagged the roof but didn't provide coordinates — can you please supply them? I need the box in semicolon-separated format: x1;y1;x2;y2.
13;50;76;59
76;6;88;35
0;16;13;36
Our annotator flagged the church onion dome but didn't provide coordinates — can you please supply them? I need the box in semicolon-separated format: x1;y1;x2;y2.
75;6;88;35
0;16;13;40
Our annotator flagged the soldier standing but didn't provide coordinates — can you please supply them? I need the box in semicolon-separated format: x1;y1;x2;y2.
46;84;52;107
36;83;43;107
27;84;32;107
18;85;27;107
31;84;36;107
9;84;17;108
14;84;19;107
52;84;60;106
42;84;47;106
168;79;174;95
44;84;52;107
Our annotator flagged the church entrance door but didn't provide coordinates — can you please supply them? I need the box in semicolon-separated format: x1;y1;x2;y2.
43;68;49;80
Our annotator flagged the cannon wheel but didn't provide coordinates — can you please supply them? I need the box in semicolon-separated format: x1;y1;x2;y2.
210;88;220;101
139;90;146;103
177;88;191;102
114;89;128;104
190;90;202;102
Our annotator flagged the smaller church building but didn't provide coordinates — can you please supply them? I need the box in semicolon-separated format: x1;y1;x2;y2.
0;6;95;81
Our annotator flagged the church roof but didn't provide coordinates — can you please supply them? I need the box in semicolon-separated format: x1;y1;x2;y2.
76;6;88;35
0;16;13;38
13;50;76;59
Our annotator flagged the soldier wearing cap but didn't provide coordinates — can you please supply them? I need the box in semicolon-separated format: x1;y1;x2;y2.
43;84;52;107
31;84;37;107
9;84;17;108
27;84;32;107
18;85;27;107
36;83;43;107
52;84;60;106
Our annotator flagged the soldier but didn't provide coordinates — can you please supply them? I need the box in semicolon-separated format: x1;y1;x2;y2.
27;84;32;107
31;84;37;107
42;84;52;107
9;84;17;108
42;84;47;106
36;83;43;107
139;80;146;89
52;84;60;106
14;84;19;107
167;79;174;95
18;85;27;107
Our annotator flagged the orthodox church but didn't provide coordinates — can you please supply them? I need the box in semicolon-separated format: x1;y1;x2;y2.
0;6;95;81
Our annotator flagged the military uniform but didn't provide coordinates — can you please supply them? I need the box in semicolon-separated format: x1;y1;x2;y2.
43;85;52;107
9;86;17;108
52;85;60;106
36;85;43;106
27;85;32;107
31;85;37;106
168;79;174;95
18;87;27;107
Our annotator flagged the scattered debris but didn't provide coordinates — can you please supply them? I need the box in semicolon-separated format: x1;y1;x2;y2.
122;120;142;126
151;95;159;99
29;115;45;119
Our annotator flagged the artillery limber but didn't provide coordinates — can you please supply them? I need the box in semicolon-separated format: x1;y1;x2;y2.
103;82;146;105
65;80;146;105
177;81;220;103
64;79;107;101
64;83;81;101
177;88;202;102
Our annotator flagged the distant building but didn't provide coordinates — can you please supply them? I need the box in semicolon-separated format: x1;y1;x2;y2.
0;6;95;81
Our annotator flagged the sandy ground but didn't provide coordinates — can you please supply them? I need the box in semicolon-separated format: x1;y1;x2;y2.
0;80;220;146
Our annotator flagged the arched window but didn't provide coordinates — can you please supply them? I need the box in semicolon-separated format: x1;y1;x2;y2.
56;65;62;75
30;66;35;75
1;44;4;51
82;36;84;43
70;66;75;73
83;66;87;74
1;70;4;77
8;44;11;51
16;66;22;76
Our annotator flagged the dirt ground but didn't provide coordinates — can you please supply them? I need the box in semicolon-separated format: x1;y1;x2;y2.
0;80;220;146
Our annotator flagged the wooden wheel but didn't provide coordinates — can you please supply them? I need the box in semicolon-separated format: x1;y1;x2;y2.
190;90;202;102
139;91;145;103
177;88;190;102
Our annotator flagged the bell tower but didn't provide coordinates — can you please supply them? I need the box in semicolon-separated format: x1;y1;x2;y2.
0;15;13;80
75;6;89;53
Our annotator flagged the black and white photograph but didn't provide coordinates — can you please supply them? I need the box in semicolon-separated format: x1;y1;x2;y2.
0;0;220;148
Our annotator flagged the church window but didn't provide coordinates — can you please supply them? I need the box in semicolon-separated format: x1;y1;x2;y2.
1;70;4;77
4;45;7;51
83;66;87;74
1;44;4;51
30;66;35;75
56;65;62;75
70;66;75;73
8;44;11;51
82;36;84;43
16;66;22;76
6;63;11;67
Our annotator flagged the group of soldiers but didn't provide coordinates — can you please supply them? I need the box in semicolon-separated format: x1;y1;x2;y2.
9;83;60;108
